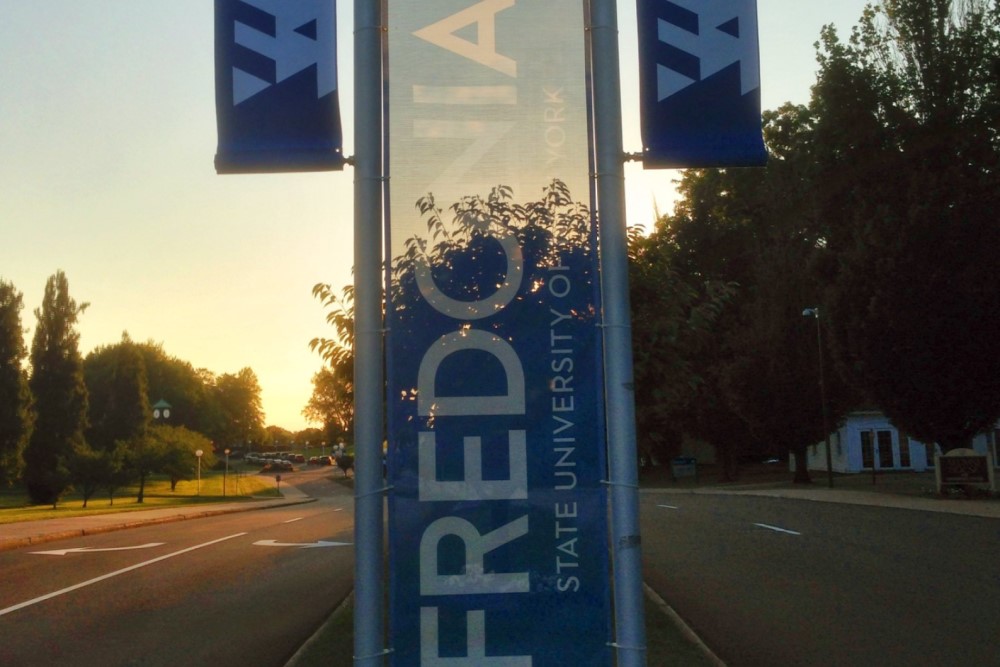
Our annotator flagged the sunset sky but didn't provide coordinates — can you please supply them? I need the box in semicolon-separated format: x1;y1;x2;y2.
0;1;870;431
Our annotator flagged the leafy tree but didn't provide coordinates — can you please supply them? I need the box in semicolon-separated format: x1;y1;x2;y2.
303;364;354;445
212;367;265;449
138;342;217;436
84;333;151;452
152;424;215;491
628;227;734;469
642;104;855;482
296;427;325;447
130;433;167;504
309;282;356;445
24;271;88;505
335;453;355;477
104;441;132;506
0;279;32;486
68;442;111;508
813;0;1000;451
264;425;294;452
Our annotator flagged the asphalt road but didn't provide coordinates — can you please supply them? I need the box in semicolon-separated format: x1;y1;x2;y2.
0;470;355;667
640;492;1000;666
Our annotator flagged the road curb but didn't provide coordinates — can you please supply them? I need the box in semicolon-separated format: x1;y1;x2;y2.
644;582;727;667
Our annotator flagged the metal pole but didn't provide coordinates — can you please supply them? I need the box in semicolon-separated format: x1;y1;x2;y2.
815;310;834;488
353;0;386;664
588;1;646;665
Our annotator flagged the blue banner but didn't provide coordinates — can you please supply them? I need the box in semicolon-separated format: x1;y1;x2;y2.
637;0;767;167
214;0;343;173
386;2;611;665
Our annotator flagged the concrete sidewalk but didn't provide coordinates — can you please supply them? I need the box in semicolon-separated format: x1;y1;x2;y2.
0;483;315;553
641;467;1000;518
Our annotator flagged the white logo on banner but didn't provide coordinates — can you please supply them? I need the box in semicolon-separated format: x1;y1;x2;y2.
656;0;760;101
232;0;335;105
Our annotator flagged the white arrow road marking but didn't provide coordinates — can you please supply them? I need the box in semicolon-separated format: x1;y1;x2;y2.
657;504;680;510
753;523;801;536
1;533;247;618
253;540;352;549
30;542;165;556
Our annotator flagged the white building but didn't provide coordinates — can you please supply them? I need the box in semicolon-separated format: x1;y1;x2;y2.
794;411;1000;473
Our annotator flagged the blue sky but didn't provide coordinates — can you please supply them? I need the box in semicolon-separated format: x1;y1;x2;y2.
0;1;871;430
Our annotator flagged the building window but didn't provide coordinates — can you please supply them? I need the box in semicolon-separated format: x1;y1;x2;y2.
899;437;911;468
877;430;894;469
861;431;874;469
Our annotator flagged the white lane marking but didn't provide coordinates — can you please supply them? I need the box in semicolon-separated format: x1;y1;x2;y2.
31;542;165;556
253;540;352;549
753;523;801;536
283;517;304;524
333;508;344;512
1;533;248;618
657;504;680;510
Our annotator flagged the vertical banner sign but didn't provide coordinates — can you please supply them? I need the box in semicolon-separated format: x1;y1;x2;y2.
214;0;344;173
636;0;767;167
386;1;612;665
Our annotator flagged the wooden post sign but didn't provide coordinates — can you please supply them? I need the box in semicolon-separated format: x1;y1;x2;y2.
936;448;995;494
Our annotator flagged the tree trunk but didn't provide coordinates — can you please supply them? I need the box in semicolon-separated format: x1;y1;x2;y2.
792;445;812;484
718;445;739;482
137;473;146;503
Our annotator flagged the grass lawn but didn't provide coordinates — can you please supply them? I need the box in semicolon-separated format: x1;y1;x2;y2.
290;592;718;667
0;467;280;524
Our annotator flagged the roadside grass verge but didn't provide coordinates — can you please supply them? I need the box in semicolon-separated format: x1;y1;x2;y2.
290;591;719;667
0;469;280;524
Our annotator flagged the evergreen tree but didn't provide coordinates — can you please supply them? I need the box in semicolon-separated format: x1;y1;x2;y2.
0;279;32;486
24;271;89;505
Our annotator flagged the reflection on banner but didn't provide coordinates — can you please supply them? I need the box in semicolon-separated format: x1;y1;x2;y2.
214;0;343;173
386;2;611;665
637;0;767;167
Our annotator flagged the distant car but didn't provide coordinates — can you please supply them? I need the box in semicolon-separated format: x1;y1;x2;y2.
291;454;306;463
317;455;334;466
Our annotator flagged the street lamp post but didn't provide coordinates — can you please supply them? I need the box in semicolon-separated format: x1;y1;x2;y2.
803;307;834;488
224;448;231;497
195;449;203;496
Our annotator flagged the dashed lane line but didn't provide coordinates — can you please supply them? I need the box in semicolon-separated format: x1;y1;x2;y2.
753;523;801;536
